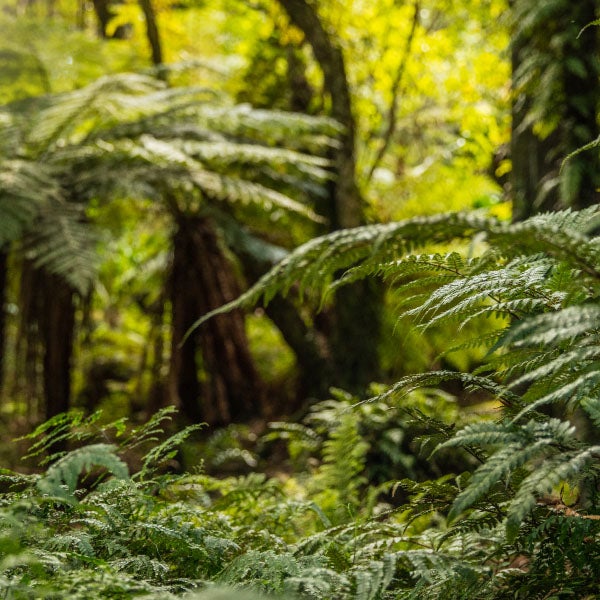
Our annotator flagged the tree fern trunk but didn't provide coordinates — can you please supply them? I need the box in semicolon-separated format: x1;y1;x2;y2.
169;216;265;425
38;272;75;420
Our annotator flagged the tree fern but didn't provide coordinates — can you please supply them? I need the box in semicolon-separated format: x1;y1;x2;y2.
0;71;338;296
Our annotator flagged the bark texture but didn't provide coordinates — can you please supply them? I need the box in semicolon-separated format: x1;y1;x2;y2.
169;216;265;425
38;272;76;420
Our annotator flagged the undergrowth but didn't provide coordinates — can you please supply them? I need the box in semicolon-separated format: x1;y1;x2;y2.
3;207;600;598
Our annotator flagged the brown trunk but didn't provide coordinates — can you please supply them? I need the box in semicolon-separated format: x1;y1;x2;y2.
15;262;44;421
277;0;382;393
169;216;265;425
286;43;314;113
38;272;76;420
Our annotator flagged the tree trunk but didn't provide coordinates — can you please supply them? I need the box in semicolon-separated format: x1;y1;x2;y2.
38;272;76;420
138;0;165;76
277;0;382;393
0;249;7;393
169;216;265;425
91;0;130;39
278;0;361;229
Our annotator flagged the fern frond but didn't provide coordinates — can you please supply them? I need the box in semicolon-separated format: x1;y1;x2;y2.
331;252;470;292
499;304;600;349
371;371;519;409
351;554;397;600
506;445;600;541
22;201;99;294
136;423;205;481
36;444;129;502
0;160;59;245
186;212;496;335
442;419;578;522
25;73;167;151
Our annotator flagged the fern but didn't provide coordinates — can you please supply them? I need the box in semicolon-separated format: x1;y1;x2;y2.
1;72;338;295
189;205;600;597
36;444;129;502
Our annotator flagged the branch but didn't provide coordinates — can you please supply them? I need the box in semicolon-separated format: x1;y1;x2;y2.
366;0;420;182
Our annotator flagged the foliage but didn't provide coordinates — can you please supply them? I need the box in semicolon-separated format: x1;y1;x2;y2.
0;71;338;295
1;1;598;598
187;205;600;597
2;206;599;598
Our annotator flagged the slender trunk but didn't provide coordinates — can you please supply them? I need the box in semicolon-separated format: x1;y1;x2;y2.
0;249;7;394
278;0;382;393
169;216;265;425
278;0;361;229
138;0;165;76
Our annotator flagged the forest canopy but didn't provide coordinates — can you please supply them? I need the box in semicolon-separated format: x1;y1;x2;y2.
0;0;599;598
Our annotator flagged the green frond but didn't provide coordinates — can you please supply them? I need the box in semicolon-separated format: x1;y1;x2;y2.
514;367;600;420
408;261;553;330
351;554;397;600
22;201;99;294
186;212;497;336
136;423;205;481
0;159;59;246
188;207;600;340
506;445;600;541
36;444;129;502
443;419;578;521
332;252;469;292
47;532;95;557
371;371;519;409
499;305;600;349
581;396;600;430
24;73;167;152
509;344;600;391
